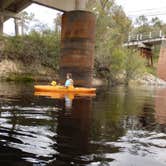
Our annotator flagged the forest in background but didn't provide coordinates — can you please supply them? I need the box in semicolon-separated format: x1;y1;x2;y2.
0;0;166;85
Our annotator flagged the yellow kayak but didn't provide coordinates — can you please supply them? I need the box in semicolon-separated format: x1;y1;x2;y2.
34;85;96;94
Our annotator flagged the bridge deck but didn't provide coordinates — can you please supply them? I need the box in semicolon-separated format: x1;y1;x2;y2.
0;0;87;20
124;37;166;47
124;31;166;47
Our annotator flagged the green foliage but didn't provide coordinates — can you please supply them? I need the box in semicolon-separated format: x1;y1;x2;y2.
132;15;166;36
1;11;59;81
3;30;60;71
87;0;133;85
134;15;152;34
151;17;163;29
17;11;35;35
6;74;34;82
123;49;146;85
88;1;161;86
146;66;156;76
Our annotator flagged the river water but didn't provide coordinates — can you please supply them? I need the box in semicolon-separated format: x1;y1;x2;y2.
0;82;166;166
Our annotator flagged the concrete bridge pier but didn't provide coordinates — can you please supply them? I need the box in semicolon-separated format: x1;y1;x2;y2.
157;41;166;81
59;10;96;87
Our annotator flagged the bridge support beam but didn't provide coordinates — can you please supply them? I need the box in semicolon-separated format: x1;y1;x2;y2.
157;41;166;81
59;10;96;87
139;47;153;66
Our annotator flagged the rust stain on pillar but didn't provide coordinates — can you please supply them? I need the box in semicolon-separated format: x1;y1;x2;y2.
60;10;96;87
157;41;166;81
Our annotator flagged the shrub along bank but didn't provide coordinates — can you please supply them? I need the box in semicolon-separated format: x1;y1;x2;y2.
0;31;60;82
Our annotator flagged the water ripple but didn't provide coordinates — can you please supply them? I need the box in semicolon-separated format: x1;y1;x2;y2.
0;104;59;164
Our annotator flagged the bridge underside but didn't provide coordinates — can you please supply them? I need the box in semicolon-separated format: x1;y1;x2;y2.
0;0;87;33
0;0;87;17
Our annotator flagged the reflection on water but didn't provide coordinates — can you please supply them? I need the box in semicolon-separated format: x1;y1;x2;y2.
155;87;166;125
51;97;92;165
0;82;166;166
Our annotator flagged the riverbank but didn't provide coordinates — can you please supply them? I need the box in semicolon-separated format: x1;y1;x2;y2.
0;59;57;82
1;59;166;87
130;73;166;86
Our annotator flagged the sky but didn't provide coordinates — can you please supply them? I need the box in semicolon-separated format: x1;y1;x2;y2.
4;4;60;35
4;0;166;34
116;0;166;21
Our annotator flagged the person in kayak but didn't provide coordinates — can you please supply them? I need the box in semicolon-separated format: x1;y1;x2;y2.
65;73;74;88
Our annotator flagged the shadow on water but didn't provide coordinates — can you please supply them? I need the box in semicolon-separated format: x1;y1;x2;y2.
0;82;166;166
49;97;92;166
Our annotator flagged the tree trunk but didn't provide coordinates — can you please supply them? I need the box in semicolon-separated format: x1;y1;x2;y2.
14;18;19;36
0;16;4;34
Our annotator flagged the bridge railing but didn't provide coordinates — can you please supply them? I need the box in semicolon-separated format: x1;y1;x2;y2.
128;30;165;42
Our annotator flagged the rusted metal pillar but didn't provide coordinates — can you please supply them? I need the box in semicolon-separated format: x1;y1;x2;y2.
60;10;96;87
157;41;166;81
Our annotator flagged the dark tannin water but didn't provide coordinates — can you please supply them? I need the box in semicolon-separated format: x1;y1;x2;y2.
0;82;166;166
